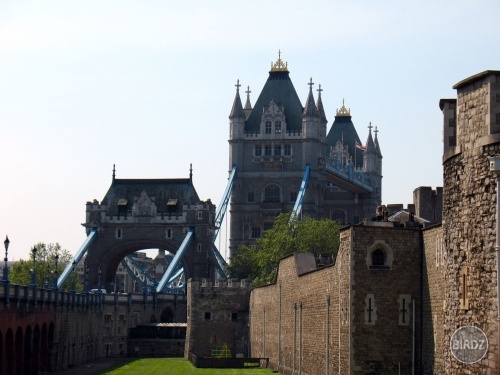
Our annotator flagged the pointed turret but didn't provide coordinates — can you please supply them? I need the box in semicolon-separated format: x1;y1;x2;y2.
244;85;252;119
374;126;382;157
365;122;376;154
229;79;245;120
229;79;246;140
303;78;319;118
316;84;327;125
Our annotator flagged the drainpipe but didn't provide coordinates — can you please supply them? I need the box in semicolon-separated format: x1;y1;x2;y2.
278;283;281;371
326;295;330;375
488;156;500;374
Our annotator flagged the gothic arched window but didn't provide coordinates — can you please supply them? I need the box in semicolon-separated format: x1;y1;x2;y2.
264;185;281;203
372;249;385;266
331;209;346;225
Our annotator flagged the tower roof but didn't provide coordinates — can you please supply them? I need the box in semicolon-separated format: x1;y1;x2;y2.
374;126;382;157
102;178;200;217
326;100;363;168
245;54;304;132
316;84;327;124
365;122;376;153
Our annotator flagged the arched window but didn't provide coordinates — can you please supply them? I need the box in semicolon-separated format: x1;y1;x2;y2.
264;185;281;203
372;249;385;266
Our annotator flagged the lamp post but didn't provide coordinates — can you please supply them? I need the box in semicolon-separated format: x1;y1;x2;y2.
70;261;76;292
30;246;37;286
98;267;102;293
2;235;10;283
85;265;89;293
53;253;59;289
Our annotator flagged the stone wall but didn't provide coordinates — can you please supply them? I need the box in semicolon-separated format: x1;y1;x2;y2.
185;279;252;360
442;71;500;374
421;225;445;374
249;224;422;375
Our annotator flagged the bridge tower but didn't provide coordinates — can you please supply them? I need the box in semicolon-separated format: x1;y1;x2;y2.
228;53;383;258
83;166;216;291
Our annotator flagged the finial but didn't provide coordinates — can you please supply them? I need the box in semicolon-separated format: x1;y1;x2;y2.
245;86;251;97
374;126;379;136
270;50;288;72
189;163;193;181
368;122;373;133
235;79;241;92
308;77;314;90
336;98;351;116
317;84;323;96
112;164;116;180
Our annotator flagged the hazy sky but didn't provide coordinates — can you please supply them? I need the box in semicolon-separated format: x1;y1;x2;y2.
1;1;499;261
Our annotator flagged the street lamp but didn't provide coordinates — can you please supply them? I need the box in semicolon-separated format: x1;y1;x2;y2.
70;261;76;292
98;267;102;293
53;253;59;289
2;235;10;282
30;246;37;286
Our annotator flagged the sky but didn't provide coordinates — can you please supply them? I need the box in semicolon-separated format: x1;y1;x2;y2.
1;0;499;262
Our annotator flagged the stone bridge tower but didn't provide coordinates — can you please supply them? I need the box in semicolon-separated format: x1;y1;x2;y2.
228;53;382;258
83;166;216;291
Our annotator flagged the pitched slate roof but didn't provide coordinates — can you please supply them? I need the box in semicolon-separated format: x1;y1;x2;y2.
102;178;200;216
245;70;304;132
326;112;364;168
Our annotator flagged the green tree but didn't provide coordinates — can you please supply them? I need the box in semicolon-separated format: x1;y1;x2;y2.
228;213;340;286
9;242;83;291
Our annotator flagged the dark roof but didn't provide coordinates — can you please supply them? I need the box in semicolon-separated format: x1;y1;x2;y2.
326;115;364;168
102;178;200;216
245;71;304;132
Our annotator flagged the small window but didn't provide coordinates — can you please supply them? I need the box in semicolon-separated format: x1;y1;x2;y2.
231;312;238;321
115;227;123;239
264;145;272;156
448;118;456;127
449;136;456;147
265;121;272;134
251;226;261;238
496;113;500;125
204;312;211;320
284;144;291;156
496;93;500;103
255;145;262;156
247;191;255;203
290;191;298;203
197;244;202;252
275;121;282;133
372;249;385;266
166;228;173;239
197;211;203;220
274;145;281;156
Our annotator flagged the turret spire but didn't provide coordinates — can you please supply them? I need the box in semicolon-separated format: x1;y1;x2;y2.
303;77;318;118
244;85;252;110
374;126;382;157
229;79;245;120
112;164;116;181
365;122;376;152
316;84;327;124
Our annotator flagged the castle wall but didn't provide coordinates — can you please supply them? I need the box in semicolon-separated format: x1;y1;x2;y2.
185;279;252;360
442;71;500;374
249;225;422;375
421;225;446;374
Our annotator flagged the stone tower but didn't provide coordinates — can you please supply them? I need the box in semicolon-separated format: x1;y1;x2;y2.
441;70;500;373
228;53;382;258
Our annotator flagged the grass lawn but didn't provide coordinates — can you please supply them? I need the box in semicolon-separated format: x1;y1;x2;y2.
98;357;274;375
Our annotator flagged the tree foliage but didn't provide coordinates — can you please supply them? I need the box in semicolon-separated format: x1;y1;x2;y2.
9;242;83;291
228;213;340;286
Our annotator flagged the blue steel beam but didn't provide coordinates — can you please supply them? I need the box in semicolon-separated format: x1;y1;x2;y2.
210;166;236;278
156;228;194;292
213;166;236;241
57;229;98;289
289;164;310;223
